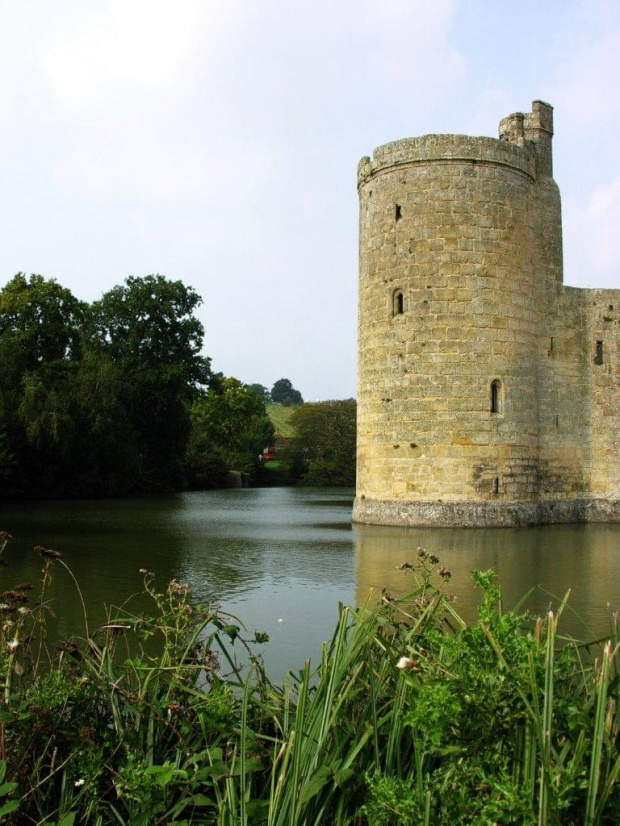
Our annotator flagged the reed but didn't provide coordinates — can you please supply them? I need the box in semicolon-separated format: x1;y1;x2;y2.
0;534;618;824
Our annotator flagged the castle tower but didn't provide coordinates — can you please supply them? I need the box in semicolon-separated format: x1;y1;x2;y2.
354;101;620;527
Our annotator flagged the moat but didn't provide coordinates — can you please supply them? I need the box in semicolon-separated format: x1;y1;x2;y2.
3;487;619;678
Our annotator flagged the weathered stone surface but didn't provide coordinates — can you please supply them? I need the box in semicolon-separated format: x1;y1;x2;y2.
355;101;620;527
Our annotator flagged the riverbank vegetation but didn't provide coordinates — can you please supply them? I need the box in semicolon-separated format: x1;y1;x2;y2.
185;376;275;489
1;533;618;824
0;273;355;498
0;274;275;497
283;399;356;486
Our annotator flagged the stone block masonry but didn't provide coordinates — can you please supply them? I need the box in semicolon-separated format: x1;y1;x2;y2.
354;101;620;527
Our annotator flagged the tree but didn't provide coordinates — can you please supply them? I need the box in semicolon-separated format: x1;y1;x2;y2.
0;273;212;497
286;400;356;486
186;375;275;487
0;273;85;370
0;274;87;496
0;423;14;492
247;383;271;402
90;275;209;385
88;275;211;491
270;378;303;406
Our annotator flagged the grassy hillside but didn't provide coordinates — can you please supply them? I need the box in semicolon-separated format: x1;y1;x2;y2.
266;403;297;437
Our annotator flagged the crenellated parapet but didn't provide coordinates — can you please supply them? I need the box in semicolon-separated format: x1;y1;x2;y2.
500;99;554;177
358;133;537;189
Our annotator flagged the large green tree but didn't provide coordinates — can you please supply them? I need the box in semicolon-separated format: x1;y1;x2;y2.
0;273;212;497
186;375;275;488
0;273;85;369
89;275;211;491
286;399;357;486
0;274;86;495
270;378;303;406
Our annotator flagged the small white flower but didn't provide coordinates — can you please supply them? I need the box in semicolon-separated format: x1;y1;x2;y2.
277;618;283;623
6;639;18;654
74;778;85;787
396;656;418;670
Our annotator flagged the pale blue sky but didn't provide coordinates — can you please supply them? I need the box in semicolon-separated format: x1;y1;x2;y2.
1;0;618;399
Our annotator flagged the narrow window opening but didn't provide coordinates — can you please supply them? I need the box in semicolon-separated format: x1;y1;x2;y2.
395;204;402;222
595;341;603;365
493;477;500;496
549;336;554;353
556;414;559;429
393;290;404;316
490;379;503;414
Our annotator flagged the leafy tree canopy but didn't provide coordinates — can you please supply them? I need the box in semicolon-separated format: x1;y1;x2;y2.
247;383;271;401
270;378;303;406
0;273;212;497
0;273;85;370
90;275;210;389
186;375;275;487
286;399;356;486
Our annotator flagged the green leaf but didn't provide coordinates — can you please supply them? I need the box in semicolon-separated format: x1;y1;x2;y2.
59;814;77;826
299;765;333;804
222;624;240;640
334;767;355;787
0;800;20;817
182;794;216;807
194;763;226;781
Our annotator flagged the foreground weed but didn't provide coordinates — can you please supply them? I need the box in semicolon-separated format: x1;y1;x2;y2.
0;532;618;824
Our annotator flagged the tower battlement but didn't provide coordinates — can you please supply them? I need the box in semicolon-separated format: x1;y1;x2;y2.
354;101;619;528
500;100;554;176
357;133;536;188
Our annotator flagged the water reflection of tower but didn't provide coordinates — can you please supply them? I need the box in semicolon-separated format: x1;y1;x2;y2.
353;523;620;637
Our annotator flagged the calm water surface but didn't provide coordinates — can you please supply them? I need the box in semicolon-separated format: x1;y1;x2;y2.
2;488;619;678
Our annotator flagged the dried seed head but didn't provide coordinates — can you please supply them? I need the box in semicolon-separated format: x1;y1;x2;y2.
169;580;191;597
2;591;28;604
396;656;420;670
34;546;61;559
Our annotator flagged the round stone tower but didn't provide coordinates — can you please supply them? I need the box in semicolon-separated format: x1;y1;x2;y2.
354;101;562;527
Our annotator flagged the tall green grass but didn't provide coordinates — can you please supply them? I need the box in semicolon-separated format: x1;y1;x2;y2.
0;533;618;824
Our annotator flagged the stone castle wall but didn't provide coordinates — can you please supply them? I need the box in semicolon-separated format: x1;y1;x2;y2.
354;101;620;527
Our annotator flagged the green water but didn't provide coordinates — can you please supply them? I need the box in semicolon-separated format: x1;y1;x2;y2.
2;488;619;678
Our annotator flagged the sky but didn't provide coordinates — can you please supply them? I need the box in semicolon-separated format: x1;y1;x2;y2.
0;0;618;401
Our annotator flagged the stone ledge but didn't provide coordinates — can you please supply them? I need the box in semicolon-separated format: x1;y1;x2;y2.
352;497;620;528
358;134;536;187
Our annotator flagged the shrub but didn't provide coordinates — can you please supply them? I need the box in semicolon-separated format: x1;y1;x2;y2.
0;532;618;824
